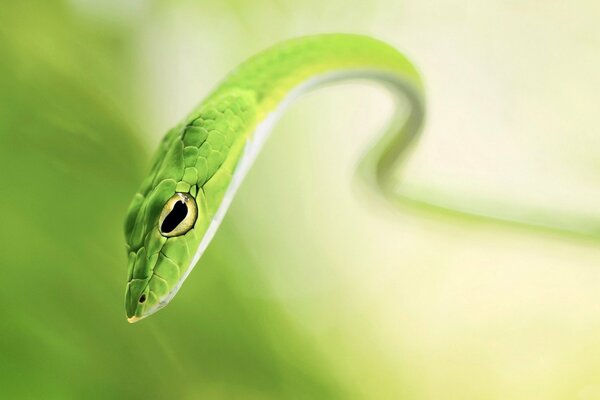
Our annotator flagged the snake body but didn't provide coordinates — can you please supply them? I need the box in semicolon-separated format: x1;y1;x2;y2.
124;34;424;322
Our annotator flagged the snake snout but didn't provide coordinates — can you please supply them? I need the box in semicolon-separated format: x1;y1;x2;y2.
125;279;150;323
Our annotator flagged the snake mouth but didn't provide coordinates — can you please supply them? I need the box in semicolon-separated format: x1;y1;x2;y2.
125;294;171;323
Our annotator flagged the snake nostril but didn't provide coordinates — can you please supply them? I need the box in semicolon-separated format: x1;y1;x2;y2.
139;294;146;303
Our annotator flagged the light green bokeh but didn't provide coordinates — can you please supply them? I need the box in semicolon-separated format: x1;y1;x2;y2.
1;1;600;399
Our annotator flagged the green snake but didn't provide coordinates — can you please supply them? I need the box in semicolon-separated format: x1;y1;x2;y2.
124;34;425;322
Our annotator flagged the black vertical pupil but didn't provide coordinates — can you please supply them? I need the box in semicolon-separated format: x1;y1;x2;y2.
161;200;188;233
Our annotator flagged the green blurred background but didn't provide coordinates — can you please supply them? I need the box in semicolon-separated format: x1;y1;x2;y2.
2;1;600;399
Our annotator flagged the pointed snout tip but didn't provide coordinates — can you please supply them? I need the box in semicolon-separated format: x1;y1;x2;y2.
127;315;142;324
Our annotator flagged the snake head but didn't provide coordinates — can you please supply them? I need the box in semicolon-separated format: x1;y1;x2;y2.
123;92;256;322
123;124;212;323
124;183;208;322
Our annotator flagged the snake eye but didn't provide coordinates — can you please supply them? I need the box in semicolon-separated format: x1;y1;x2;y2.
158;193;198;237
